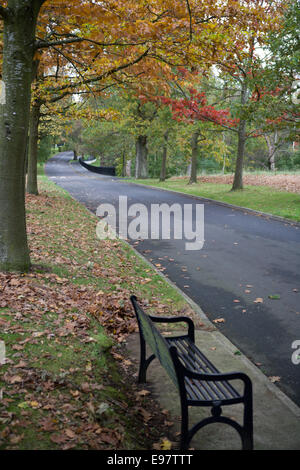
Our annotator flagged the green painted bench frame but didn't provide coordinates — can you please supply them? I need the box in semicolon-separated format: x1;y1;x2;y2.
130;295;253;450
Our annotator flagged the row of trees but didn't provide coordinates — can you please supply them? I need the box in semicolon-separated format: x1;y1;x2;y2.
61;0;299;185
60;84;299;183
0;0;298;271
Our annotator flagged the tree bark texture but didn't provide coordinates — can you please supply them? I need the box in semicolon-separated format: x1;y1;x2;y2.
135;135;148;178
232;82;248;191
26;99;41;195
159;130;169;182
0;1;41;271
188;130;200;185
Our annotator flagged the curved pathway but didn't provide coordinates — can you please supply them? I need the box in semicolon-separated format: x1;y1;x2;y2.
46;152;300;406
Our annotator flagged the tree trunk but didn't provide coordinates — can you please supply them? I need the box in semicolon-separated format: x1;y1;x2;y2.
264;130;278;171
188;130;199;185
159;130;169;182
126;159;131;177
232;83;248;191
135;135;148;178
26;100;41;195
0;1;41;271
231;119;246;190
122;150;126;177
73;149;78;160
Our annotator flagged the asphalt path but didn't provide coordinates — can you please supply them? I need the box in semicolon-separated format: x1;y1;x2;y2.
46;152;300;406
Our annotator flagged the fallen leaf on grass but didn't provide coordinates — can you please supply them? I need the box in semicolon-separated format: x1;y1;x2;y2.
137;390;150;398
161;438;172;450
39;418;58;432
153;438;172;450
137;407;152;423
14;360;28;368
9;434;24;445
5;375;23;384
81;382;91;393
50;433;69;445
100;431;119;446
29;401;41;409
65;429;76;439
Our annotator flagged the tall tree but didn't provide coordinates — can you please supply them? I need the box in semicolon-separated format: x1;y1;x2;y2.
0;0;45;271
0;0;287;271
153;86;237;183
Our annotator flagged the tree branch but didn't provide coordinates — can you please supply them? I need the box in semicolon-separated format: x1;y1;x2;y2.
186;0;193;42
46;48;150;95
35;34;148;50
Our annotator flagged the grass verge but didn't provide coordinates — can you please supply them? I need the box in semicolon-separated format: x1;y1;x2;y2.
0;170;203;450
127;178;300;222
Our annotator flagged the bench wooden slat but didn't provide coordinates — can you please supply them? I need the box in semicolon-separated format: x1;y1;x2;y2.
170;337;241;402
170;339;223;401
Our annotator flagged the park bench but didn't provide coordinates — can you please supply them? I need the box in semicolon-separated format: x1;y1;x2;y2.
130;295;253;450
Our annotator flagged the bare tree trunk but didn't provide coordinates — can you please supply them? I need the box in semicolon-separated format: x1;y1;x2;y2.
26;100;41;195
159;130;169;182
122;150;126;177
126;159;131;177
231;119;246;190
232;82;248;191
0;1;42;271
264;130;278;171
222;132;226;174
135;135;148;178
188;130;200;185
73;149;78;160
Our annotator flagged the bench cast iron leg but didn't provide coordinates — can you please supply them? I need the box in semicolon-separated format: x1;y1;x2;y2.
179;401;253;450
179;400;190;450
138;334;155;383
242;394;253;450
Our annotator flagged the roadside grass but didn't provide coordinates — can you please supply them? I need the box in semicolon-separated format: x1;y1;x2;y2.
33;173;190;313
0;169;201;450
0;309;120;450
126;178;300;222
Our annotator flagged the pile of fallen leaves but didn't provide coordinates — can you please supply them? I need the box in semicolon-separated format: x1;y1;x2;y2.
0;183;182;450
172;173;300;194
0;270;138;344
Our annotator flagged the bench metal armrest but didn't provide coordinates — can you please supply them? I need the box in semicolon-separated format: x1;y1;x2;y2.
148;314;195;342
186;369;251;387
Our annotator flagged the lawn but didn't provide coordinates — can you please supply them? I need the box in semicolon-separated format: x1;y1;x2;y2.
0;170;202;450
127;177;300;222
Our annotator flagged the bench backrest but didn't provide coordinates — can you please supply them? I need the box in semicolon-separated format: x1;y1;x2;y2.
131;297;179;388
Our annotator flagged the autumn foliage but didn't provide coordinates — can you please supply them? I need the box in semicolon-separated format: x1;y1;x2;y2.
140;87;238;128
